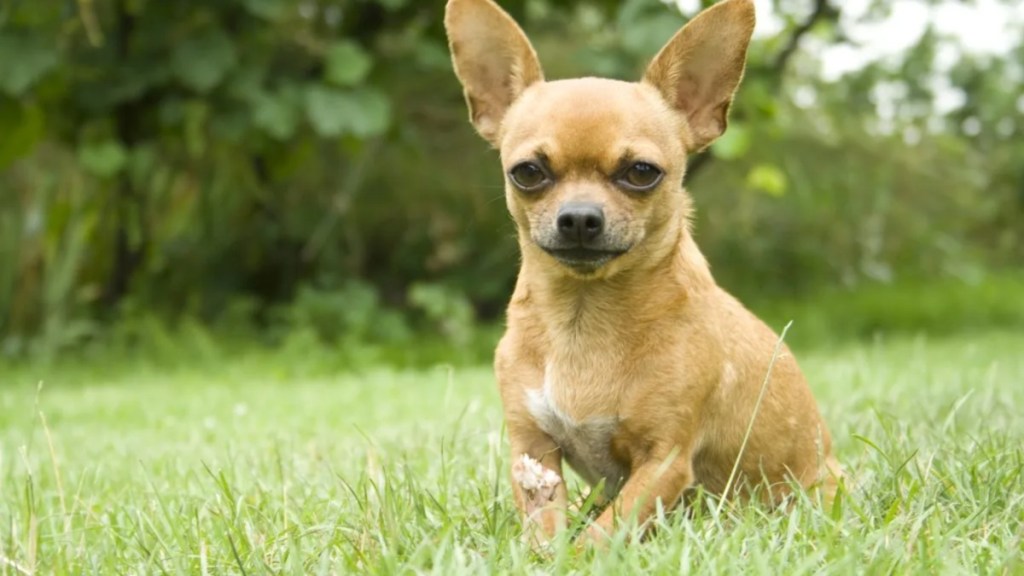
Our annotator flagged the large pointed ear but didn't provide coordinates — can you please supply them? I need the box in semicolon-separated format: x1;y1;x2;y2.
643;0;755;152
444;0;544;146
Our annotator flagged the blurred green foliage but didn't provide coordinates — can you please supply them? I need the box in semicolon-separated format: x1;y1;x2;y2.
0;0;1022;360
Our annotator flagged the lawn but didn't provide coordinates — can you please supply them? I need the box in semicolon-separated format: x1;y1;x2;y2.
2;330;1022;574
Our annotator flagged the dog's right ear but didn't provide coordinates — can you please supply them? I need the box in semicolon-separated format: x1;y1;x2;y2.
445;0;544;146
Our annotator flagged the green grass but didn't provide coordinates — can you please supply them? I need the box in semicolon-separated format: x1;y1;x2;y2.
2;330;1023;574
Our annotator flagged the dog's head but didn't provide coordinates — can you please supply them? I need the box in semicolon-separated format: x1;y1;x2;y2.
445;0;755;279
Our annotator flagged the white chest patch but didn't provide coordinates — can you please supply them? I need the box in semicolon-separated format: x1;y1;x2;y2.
525;364;629;498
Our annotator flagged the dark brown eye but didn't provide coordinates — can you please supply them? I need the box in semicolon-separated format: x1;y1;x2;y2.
618;162;663;191
509;162;549;191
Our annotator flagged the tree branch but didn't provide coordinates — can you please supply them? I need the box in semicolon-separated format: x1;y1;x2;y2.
773;0;835;75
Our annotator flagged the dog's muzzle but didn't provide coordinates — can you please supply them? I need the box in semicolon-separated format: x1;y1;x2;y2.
537;201;628;273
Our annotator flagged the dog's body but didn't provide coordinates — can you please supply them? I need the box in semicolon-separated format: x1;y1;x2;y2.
445;0;839;545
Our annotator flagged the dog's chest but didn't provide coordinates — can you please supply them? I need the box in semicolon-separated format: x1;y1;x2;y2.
525;365;629;497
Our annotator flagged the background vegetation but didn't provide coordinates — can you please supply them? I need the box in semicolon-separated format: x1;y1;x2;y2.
1;0;1022;362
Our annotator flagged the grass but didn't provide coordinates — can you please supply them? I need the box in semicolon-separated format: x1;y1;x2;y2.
1;329;1023;574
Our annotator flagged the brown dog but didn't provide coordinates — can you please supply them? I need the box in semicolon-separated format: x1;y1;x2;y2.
444;0;840;546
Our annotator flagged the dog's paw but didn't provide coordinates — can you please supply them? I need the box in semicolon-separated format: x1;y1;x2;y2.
511;454;561;513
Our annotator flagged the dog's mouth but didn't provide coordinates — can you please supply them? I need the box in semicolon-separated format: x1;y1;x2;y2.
541;246;626;273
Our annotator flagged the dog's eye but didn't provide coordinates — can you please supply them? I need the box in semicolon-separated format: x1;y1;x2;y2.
618;162;663;191
508;162;550;191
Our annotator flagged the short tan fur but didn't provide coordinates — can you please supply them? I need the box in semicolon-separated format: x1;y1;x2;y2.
444;0;840;547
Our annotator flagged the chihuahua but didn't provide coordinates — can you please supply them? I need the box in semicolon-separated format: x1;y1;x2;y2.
444;0;840;546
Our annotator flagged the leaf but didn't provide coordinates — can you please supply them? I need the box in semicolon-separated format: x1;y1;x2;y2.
0;33;59;96
344;89;391;138
242;0;287;21
325;41;373;87
78;140;128;178
712;123;751;160
305;87;350;137
253;89;299;140
304;87;391;138
746;163;788;197
172;28;237;93
0;98;45;168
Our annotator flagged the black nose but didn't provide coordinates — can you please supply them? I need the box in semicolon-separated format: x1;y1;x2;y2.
556;202;605;244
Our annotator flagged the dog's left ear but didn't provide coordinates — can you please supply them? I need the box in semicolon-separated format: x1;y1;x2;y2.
644;0;755;152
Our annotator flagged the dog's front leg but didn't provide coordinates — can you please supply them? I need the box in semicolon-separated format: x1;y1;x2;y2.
582;450;694;545
507;425;568;547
